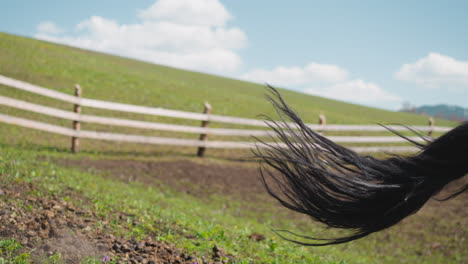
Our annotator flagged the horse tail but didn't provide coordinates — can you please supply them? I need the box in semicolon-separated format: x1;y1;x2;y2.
254;87;468;246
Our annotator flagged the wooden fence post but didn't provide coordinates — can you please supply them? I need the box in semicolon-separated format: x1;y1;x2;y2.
428;117;434;137
197;102;212;157
318;114;326;133
71;84;82;153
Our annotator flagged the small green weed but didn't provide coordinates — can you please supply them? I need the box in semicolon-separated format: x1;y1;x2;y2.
45;253;61;264
0;239;30;264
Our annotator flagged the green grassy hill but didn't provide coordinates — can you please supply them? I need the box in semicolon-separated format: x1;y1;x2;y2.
0;32;455;155
0;32;455;126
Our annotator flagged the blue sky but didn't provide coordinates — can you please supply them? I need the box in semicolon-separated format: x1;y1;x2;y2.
1;0;467;110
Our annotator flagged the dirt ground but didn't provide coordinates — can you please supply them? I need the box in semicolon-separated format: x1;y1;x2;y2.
0;180;232;264
56;158;272;202
57;157;468;258
2;157;466;263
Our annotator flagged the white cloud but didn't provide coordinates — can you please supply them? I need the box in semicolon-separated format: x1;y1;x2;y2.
304;80;401;104
241;63;348;87
139;0;232;27
34;0;246;74
36;21;63;35
395;53;468;88
241;64;401;108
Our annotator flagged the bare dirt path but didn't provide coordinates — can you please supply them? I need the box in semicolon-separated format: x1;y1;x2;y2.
56;158;270;202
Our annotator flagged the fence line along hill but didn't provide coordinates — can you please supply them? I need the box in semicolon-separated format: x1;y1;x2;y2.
0;75;452;156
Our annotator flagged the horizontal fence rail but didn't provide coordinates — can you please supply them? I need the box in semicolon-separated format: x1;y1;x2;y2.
0;113;420;153
0;95;428;142
0;95;277;137
0;75;451;132
0;113;248;148
0;74;452;155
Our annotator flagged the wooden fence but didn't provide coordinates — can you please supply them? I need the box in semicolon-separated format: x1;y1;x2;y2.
0;75;452;156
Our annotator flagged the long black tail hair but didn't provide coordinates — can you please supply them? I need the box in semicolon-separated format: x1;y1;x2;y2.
255;87;468;246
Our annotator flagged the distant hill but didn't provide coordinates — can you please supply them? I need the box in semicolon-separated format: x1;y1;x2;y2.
401;104;468;121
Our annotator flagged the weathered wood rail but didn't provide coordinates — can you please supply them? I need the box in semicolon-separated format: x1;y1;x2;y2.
0;75;451;156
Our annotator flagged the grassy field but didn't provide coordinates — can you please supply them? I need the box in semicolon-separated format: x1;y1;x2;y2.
0;32;465;263
0;32;456;126
2;143;467;264
0;32;455;156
